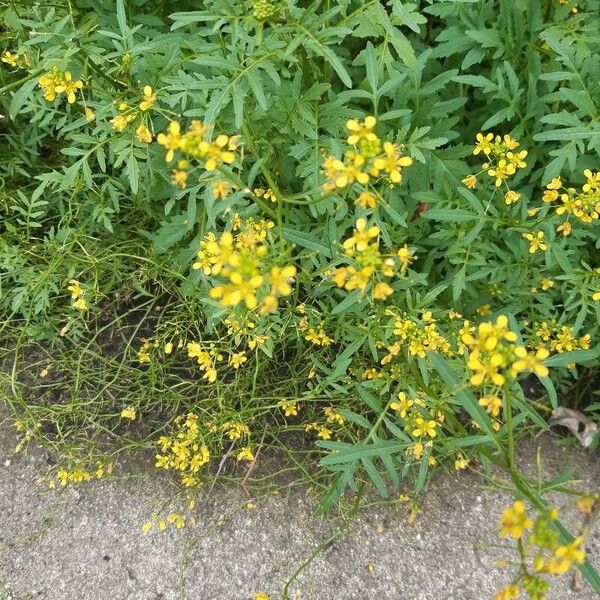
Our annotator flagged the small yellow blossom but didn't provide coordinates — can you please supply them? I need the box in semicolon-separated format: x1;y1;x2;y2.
355;190;377;208
229;351;248;369
412;417;437;438
499;500;533;539
504;190;521;205
462;174;477;189
557;221;572;236
135;124;153;143
522;231;547;254
121;407;136;420
237;446;255;462
278;399;299;417
494;585;520;600
372;281;393;300
72;298;88;311
139;85;156;111
213;180;232;199
479;394;502;417
547;537;585;574
346;116;377;145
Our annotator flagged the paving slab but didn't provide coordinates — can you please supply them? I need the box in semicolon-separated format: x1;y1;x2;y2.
0;411;598;600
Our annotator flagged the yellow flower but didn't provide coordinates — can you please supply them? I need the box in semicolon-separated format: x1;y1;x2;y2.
557;221;572;236
342;218;379;253
278;399;299;417
157;120;182;162
372;281;393;300
547;537;585;574
316;425;331;439
454;456;469;470
583;169;600;193
478;394;502;417
462;174;477;189
372;141;412;183
494;584;520;600
237;446;255;462
213;180;232;199
121;407;136;420
499;500;533;539
412;417;437;438
336;151;370;187
270;265;296;296
72;298;88;311
473;132;494;155
540;278;554;291
522;231;547;253
593;289;600;301
397;244;415;274
511;346;549;378
355;190;377;208
346;116;378;145
504;190;521;205
229;351;247;369
324;406;345;425
67;279;84;299
468;352;506;386
135;124;153;143
390;392;413;417
111;113;135;132
139;85;156;111
204;134;236;171
59;72;83;104
253;593;270;600
1;51;19;67
171;169;188;188
85;107;96;122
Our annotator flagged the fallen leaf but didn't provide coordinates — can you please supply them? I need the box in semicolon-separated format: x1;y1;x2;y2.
548;407;598;448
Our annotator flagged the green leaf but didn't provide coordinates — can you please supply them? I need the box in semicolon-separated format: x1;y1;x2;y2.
282;227;332;258
421;208;476;222
545;346;600;367
9;78;39;119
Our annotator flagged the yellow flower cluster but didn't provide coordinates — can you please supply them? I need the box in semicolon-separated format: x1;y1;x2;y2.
137;338;159;363
462;315;549;386
331;218;415;301
278;399;299;417
192;220;296;313
142;511;186;533
187;341;223;383
496;501;586;599
321;116;412;191
157;120;238;180
49;461;113;488
223;318;269;350
110;86;156;143
541;170;600;229
156;413;211;488
298;317;333;346
254;187;277;202
383;311;452;361
38;69;83;104
533;321;590;354
464;132;527;191
66;279;88;311
304;422;333;440
2;50;29;69
389;391;444;463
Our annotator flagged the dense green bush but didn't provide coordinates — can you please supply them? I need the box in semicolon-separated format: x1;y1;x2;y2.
1;1;599;596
